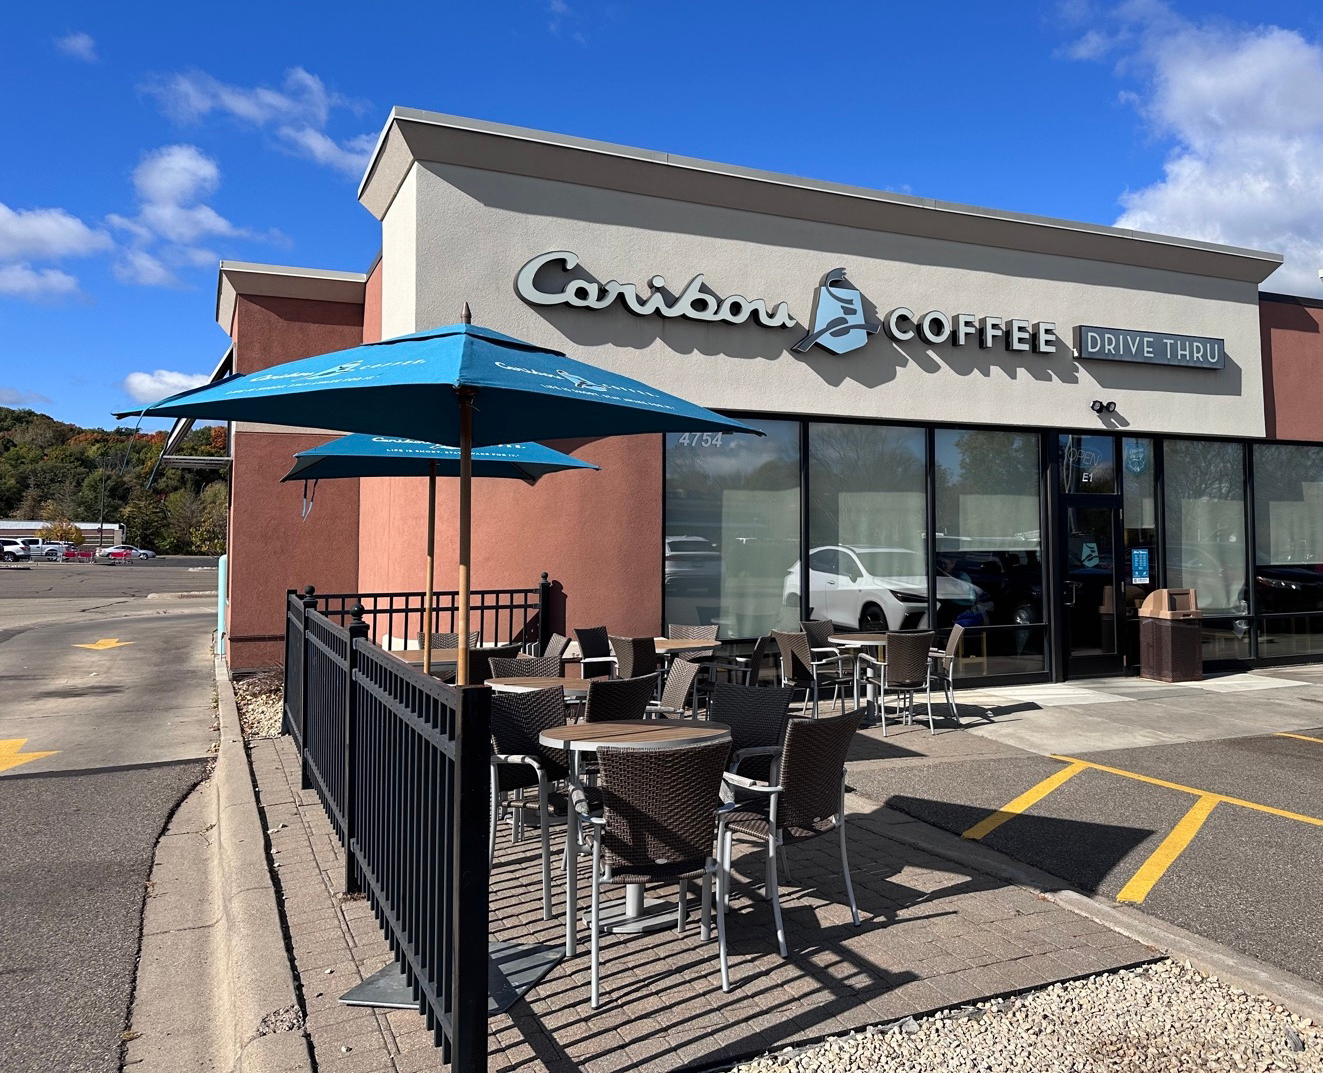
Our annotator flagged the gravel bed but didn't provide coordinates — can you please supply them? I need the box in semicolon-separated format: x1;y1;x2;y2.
233;669;284;738
731;960;1321;1073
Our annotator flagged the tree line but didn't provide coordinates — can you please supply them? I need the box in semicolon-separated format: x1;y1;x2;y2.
0;406;228;554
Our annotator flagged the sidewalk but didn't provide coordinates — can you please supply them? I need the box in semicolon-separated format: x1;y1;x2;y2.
248;733;1152;1073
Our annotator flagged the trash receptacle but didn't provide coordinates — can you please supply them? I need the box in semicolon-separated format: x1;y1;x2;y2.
1138;589;1203;682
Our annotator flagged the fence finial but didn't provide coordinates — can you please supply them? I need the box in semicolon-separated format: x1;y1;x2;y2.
350;603;366;623
304;584;316;597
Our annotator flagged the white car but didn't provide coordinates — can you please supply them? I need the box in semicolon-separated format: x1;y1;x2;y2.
97;544;157;559
0;538;32;562
783;545;992;632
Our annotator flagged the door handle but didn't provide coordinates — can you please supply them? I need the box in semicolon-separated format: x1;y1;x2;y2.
1064;581;1081;607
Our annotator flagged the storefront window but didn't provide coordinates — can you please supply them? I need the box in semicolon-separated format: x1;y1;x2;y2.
1121;435;1158;614
935;429;1043;673
1164;440;1247;617
1059;434;1116;494
808;423;927;634
1253;445;1323;654
664;420;800;639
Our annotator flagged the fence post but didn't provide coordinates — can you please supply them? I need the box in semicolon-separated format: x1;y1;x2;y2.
451;685;491;1071
342;604;369;895
537;572;552;655
299;584;317;791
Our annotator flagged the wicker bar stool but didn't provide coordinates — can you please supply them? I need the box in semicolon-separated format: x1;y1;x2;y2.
575;738;732;1005
489;686;570;920
717;708;865;959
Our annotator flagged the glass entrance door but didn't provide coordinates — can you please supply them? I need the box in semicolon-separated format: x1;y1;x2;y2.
1060;503;1123;677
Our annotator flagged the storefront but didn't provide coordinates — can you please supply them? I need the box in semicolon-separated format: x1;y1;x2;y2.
219;108;1323;683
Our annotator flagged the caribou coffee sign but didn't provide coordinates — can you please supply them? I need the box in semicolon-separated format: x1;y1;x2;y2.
518;252;1252;365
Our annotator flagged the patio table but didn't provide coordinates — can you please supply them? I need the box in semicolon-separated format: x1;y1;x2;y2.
830;633;889;719
539;719;731;956
488;675;591;700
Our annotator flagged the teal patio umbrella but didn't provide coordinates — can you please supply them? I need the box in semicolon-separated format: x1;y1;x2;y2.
120;315;762;683
282;434;598;672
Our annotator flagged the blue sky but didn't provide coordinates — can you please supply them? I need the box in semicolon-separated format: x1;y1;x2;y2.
3;0;1322;428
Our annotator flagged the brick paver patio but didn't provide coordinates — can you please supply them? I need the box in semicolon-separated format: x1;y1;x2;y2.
248;730;1152;1072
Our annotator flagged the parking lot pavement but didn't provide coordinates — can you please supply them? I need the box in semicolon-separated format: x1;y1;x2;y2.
850;722;1323;986
0;578;216;1073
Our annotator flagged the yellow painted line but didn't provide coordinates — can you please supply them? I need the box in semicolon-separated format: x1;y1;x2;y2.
1116;794;1219;904
962;762;1087;841
0;738;58;774
1049;754;1323;828
1276;732;1323;746
73;638;134;650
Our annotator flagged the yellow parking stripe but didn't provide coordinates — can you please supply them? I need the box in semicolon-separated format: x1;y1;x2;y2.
962;762;1087;841
1049;754;1323;828
1276;732;1323;746
1116;794;1219;904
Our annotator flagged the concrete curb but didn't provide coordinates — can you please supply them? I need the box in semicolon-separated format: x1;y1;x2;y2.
867;799;1323;1023
215;655;314;1073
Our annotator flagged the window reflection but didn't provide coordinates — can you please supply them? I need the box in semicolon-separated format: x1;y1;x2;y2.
806;423;928;633
1164;440;1247;617
664;422;800;639
1253;444;1323;618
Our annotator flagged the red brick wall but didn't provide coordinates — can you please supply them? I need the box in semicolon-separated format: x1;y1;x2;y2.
1260;294;1323;442
226;293;366;670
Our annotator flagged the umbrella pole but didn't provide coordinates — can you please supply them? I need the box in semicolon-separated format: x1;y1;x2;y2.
423;462;436;676
457;389;475;686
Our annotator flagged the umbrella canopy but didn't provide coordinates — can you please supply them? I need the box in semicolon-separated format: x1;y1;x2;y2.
116;323;764;447
280;434;599;483
119;318;763;684
281;434;597;674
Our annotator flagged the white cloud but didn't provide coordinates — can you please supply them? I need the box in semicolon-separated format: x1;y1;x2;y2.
1069;3;1323;294
0;202;112;261
0;387;53;407
55;32;97;62
0;264;81;301
144;67;373;178
122;369;211;404
108;145;252;287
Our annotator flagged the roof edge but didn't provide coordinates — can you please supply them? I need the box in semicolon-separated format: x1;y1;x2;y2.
215;261;369;334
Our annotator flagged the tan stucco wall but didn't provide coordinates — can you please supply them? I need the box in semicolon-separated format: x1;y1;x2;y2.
393;161;1265;440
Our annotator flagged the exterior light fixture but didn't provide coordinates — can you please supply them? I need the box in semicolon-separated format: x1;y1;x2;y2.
1090;400;1117;413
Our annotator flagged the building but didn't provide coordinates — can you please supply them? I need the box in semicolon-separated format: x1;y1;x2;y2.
217;108;1323;684
0;520;125;547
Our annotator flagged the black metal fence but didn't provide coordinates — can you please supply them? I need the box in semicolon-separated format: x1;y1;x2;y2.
305;573;554;653
284;593;489;1069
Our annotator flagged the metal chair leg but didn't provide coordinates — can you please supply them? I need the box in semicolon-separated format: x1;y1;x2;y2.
700;869;713;942
721;829;734;911
677;879;689;933
488;772;500;868
537;773;552;920
926;675;936;735
589;838;601;1008
838;782;860;926
767;835;787;958
716;858;730;992
778;844;791;882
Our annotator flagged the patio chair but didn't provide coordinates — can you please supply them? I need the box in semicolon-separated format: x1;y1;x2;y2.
858;630;935;734
646;657;705;719
717;708;864;959
467;643;522;685
575;626;616;678
929;624;965;726
489;686;570;920
583;673;660;723
708;683;794;785
489;655;561;679
668;623;719;662
708;634;772;688
770;630;852;718
609;635;658;680
801;619;851;669
416;630;482;650
576;738;732;1005
540;632;570;668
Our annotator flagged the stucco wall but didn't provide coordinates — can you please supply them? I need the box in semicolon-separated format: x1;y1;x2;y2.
1260;295;1323;442
398;161;1266;440
226;293;365;670
355;433;661;641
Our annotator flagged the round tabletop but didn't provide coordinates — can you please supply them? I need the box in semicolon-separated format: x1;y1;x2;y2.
488;676;591;696
829;633;890;647
539;719;730;752
392;649;460;664
653;637;716;654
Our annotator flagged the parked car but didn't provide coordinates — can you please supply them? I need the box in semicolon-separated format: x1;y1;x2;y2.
97;544;156;559
783;545;993;631
21;539;71;559
0;538;32;562
663;535;721;595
